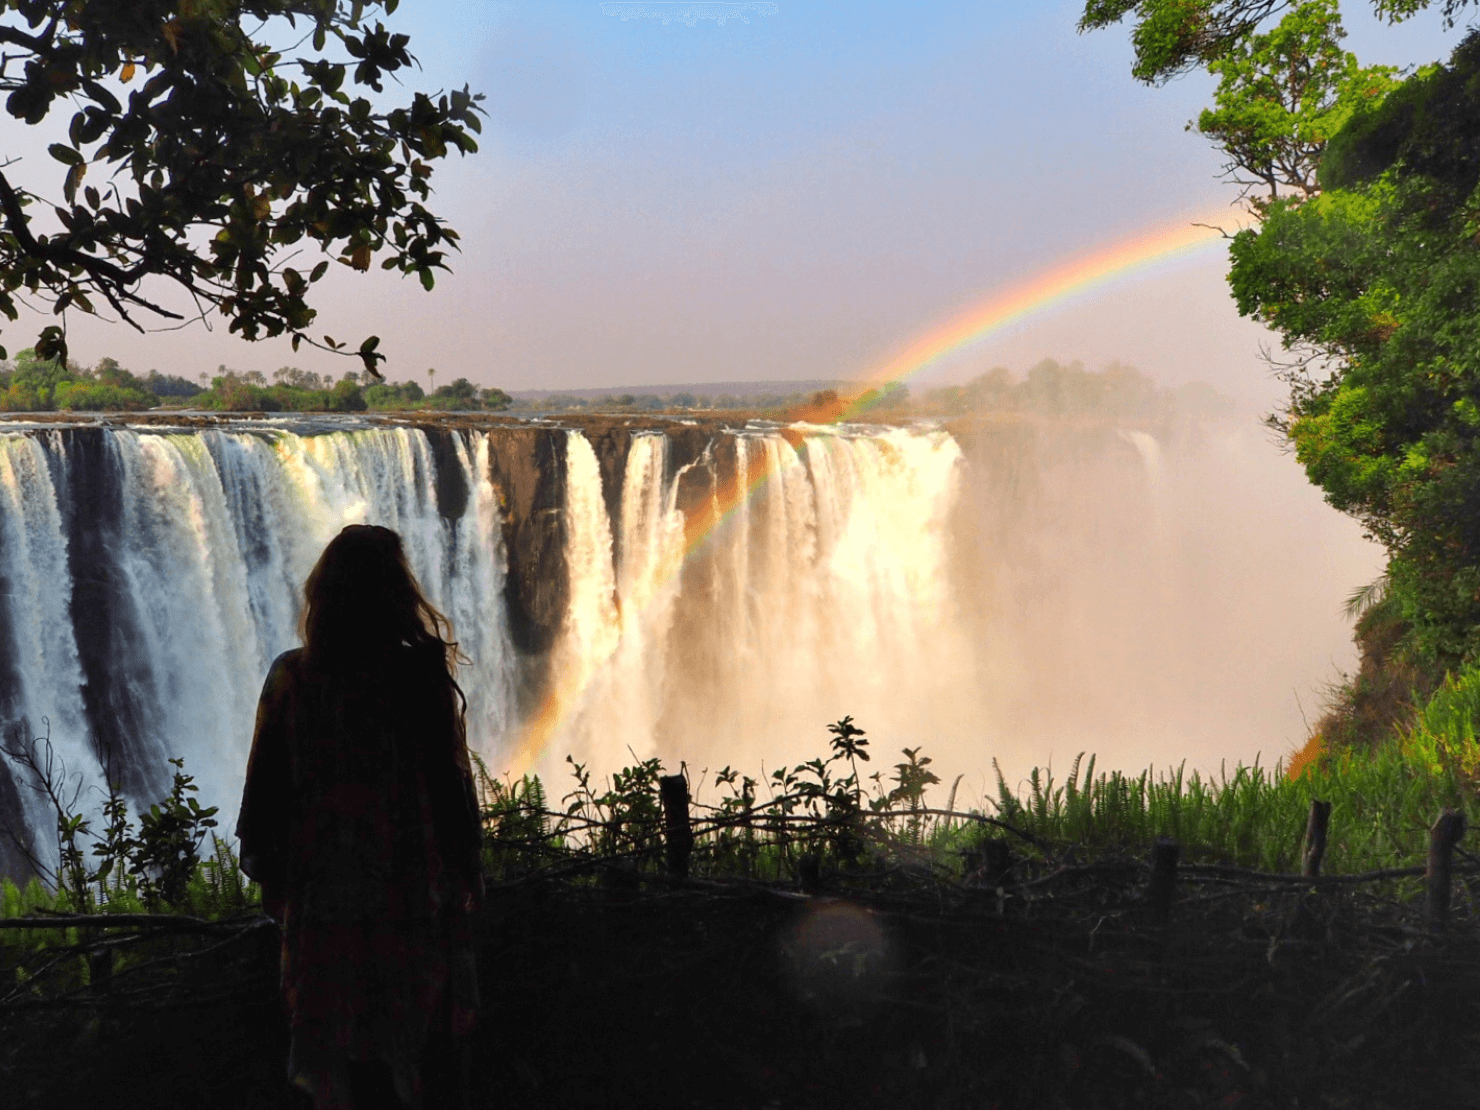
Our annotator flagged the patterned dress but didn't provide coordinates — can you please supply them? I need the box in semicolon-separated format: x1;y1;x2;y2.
236;645;482;1110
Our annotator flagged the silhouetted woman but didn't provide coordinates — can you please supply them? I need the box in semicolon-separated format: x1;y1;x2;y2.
237;525;483;1110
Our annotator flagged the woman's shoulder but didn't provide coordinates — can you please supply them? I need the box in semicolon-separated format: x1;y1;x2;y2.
262;648;307;694
269;647;306;673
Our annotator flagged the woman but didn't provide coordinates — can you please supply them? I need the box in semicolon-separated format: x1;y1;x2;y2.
237;525;483;1110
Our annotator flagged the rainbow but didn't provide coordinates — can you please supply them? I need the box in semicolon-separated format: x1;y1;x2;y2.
838;210;1238;418
503;209;1244;774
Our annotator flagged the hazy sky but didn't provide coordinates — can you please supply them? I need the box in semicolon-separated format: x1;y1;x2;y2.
8;2;1465;398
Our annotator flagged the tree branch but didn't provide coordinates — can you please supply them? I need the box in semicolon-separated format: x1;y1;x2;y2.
0;171;185;323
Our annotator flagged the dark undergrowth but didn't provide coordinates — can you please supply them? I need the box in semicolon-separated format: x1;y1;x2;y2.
6;717;1480;1107
5;859;1480;1109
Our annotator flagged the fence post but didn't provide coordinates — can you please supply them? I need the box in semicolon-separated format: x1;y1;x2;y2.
797;852;821;894
659;773;694;879
1426;808;1466;924
984;839;1012;887
1147;836;1180;923
1302;800;1332;878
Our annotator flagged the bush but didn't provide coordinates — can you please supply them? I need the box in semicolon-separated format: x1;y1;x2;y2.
0;382;45;411
330;378;366;412
53;381;154;412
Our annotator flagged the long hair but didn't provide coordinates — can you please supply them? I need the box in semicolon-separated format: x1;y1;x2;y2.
300;525;467;697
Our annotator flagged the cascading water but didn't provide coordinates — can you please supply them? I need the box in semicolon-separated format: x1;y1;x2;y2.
0;422;518;872
545;423;975;779
0;411;1376;875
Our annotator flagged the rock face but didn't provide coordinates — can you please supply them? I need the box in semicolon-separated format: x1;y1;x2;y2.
483;426;570;666
53;429;171;802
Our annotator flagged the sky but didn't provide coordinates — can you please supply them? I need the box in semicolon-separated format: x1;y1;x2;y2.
4;1;1468;400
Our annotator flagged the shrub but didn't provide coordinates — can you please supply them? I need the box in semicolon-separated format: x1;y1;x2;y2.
53;381;153;411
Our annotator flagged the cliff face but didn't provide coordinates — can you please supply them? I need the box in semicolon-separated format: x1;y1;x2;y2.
483;427;569;666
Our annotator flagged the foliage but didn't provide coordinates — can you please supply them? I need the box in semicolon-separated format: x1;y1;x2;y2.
1079;0;1474;83
562;754;666;862
194;367;365;411
1195;1;1399;212
1309;590;1444;751
991;736;1466;878
0;0;483;371
186;366;510;412
1406;659;1480;777
426;375;509;411
3;712;1475;946
0;727;234;918
469;754;561;878
512;389;845;415
0;348;197;409
362;377;423;407
1087;2;1480;671
1230;32;1480;661
143;368;203;397
463;717;1476;890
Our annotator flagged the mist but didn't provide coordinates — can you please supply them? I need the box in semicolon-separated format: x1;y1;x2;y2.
522;376;1381;800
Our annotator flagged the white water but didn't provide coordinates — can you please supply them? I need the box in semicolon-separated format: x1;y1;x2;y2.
0;433;91;842
545;423;978;783
0;415;1377;864
0;424;518;862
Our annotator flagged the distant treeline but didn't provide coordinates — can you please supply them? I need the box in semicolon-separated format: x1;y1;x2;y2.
200;367;511;413
518;360;1231;421
512;390;830;414
0;351;1226;420
914;359;1233;420
0;351;514;413
0;351;199;412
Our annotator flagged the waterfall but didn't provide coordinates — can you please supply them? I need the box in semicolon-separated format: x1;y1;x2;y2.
0;422;517;868
543;423;970;779
0;433;91;846
0;411;1377;874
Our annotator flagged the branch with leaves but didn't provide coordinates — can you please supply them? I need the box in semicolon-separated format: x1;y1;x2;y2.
0;0;484;374
1080;0;1475;83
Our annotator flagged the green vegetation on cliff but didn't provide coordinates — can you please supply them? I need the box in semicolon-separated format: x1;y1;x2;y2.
1086;0;1480;747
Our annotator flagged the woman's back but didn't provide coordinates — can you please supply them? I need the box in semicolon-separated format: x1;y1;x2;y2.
236;526;482;1110
245;645;478;924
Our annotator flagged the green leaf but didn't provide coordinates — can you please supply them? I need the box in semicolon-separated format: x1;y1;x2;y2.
47;143;82;166
63;162;85;205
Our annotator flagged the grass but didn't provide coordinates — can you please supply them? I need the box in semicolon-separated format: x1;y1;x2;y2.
467;721;1475;895
5;694;1480;935
986;736;1466;874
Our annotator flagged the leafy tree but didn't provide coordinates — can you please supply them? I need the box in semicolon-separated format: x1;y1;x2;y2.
273;365;325;391
1194;0;1398;212
1230;32;1480;660
362;376;422;407
0;1;483;373
329;370;365;410
428;375;477;409
1079;0;1474;83
143;368;202;397
480;385;511;411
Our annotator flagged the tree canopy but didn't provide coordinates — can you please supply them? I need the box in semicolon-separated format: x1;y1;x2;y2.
0;1;483;373
1080;0;1475;82
1194;0;1398;211
1230;31;1480;658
